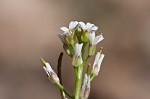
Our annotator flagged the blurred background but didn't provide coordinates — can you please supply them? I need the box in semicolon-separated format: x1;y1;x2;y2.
0;0;150;99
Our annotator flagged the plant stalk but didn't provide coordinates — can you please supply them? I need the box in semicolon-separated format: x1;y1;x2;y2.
55;82;73;98
74;66;83;99
74;56;91;99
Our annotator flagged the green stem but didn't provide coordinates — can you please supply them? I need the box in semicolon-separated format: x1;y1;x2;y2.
83;56;91;68
86;64;91;76
74;66;83;99
77;35;82;44
81;43;87;59
55;82;73;98
90;74;96;81
74;67;78;79
74;56;91;99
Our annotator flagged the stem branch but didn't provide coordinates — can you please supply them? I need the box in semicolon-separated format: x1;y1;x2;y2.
55;83;73;98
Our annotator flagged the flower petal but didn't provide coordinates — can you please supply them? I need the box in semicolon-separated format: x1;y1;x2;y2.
69;21;78;29
97;54;105;72
91;26;98;31
93;34;104;45
86;22;94;29
45;62;53;73
43;66;49;76
60;27;69;32
79;22;86;30
89;33;95;45
84;75;91;99
75;43;83;57
81;74;88;98
93;52;100;66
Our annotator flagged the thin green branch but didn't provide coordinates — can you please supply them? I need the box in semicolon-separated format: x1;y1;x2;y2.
82;56;91;67
86;63;91;76
90;74;96;81
81;42;87;59
55;82;73;98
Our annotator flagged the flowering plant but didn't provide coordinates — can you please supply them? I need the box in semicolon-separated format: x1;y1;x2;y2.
41;21;105;99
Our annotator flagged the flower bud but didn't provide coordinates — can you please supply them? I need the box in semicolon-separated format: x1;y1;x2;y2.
63;45;74;57
76;28;82;36
88;45;96;56
92;52;105;76
80;74;91;99
65;35;75;46
84;75;91;99
88;32;104;56
47;71;60;83
72;43;83;67
80;74;88;98
72;55;83;67
81;32;89;43
41;58;60;83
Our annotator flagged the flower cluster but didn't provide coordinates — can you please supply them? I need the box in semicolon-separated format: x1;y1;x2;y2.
58;21;104;66
41;21;105;99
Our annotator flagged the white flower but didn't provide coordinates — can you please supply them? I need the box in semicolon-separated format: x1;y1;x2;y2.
58;21;78;44
43;62;60;83
89;32;104;46
79;22;98;32
80;74;91;99
75;43;83;57
81;74;88;98
60;21;79;34
92;52;105;76
84;75;91;99
72;43;83;66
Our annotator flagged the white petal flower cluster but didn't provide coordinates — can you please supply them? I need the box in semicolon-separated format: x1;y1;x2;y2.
58;21;104;57
79;22;98;32
59;21;104;45
41;21;106;99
